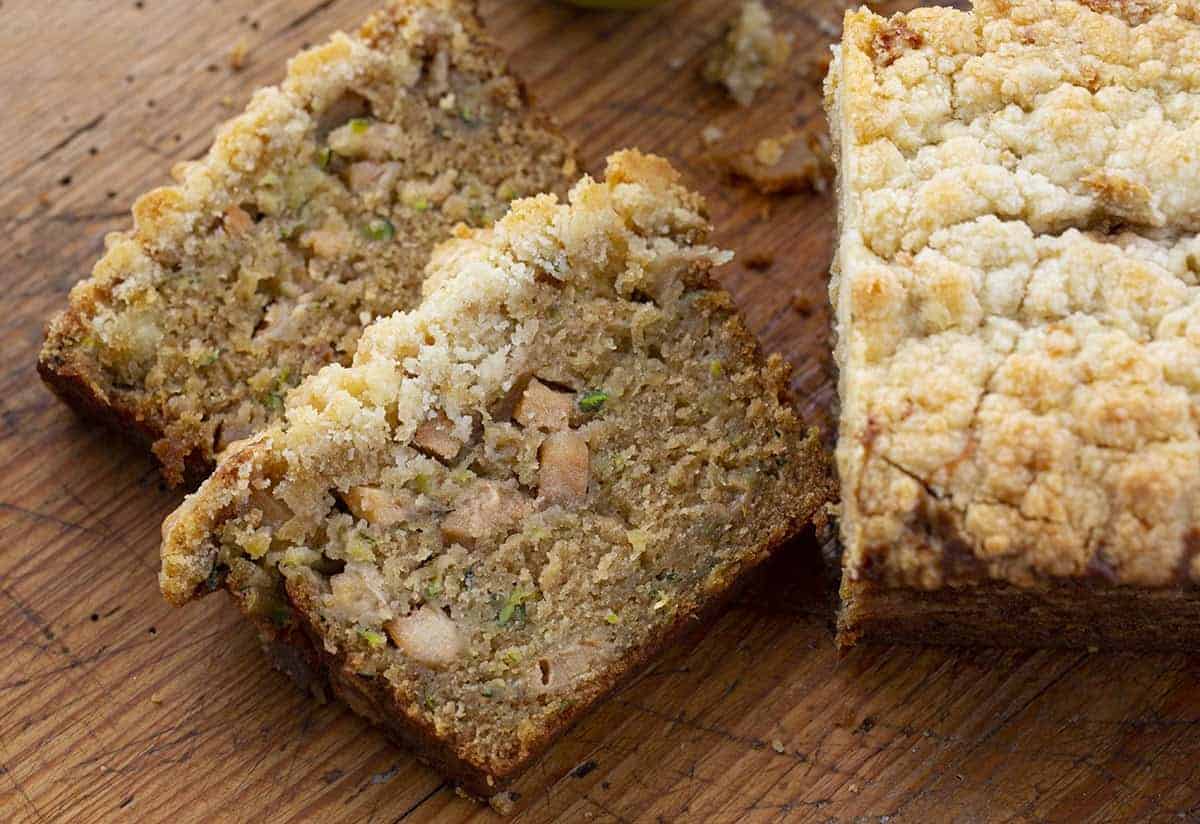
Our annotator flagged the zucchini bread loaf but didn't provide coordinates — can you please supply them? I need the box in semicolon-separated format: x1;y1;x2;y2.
826;0;1200;650
39;0;573;483
160;151;833;795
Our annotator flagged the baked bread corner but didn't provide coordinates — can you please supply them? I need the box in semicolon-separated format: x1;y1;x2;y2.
826;0;1200;650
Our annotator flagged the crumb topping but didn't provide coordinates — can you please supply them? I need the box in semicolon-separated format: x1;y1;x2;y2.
828;0;1200;589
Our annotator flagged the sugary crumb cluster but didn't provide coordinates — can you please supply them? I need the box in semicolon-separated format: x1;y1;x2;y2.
827;0;1200;589
704;0;792;107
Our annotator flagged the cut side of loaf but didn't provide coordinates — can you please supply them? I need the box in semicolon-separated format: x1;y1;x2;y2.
160;151;833;796
39;0;573;483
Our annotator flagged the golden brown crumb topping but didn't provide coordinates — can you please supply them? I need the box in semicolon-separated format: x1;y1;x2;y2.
827;0;1200;590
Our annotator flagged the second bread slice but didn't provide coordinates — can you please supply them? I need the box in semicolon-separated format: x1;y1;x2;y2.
39;0;574;483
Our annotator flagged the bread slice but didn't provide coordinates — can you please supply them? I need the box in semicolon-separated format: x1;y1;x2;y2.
825;0;1200;650
39;0;574;484
160;151;833;796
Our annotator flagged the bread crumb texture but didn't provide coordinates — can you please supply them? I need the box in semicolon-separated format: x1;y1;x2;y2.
160;151;832;786
828;0;1200;590
39;0;573;483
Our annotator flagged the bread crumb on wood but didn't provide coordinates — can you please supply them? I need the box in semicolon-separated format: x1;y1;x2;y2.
709;128;833;195
703;0;792;107
746;251;774;271
489;791;518;815
754;137;785;166
701;124;725;147
791;294;813;315
229;37;250;71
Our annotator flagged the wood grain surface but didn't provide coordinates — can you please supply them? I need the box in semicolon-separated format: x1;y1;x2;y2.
2;1;1198;821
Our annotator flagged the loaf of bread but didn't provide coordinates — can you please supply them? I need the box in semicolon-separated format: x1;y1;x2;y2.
39;0;574;483
826;0;1200;650
160;151;833;796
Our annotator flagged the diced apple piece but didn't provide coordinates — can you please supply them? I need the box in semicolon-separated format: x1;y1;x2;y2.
385;605;464;669
327;119;406;160
440;480;532;548
413;413;462;462
346;160;400;193
325;562;393;626
253;297;311;343
514;378;573;431
539;431;589;503
342;485;414;527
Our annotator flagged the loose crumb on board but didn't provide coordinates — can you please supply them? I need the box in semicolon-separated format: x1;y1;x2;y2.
229;37;250;71
489;790;519;815
701;124;725;146
792;294;814;315
746;251;774;271
755;137;785;166
707;128;834;195
703;0;791;106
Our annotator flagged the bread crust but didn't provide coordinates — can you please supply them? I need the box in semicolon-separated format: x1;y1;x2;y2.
838;575;1200;652
39;321;214;483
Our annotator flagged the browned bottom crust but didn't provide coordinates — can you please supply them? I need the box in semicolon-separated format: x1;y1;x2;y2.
838;578;1200;652
244;522;824;799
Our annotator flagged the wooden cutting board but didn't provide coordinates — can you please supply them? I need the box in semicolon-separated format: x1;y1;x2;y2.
2;1;1197;821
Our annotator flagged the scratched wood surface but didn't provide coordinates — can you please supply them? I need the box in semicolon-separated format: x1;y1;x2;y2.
1;1;1198;822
